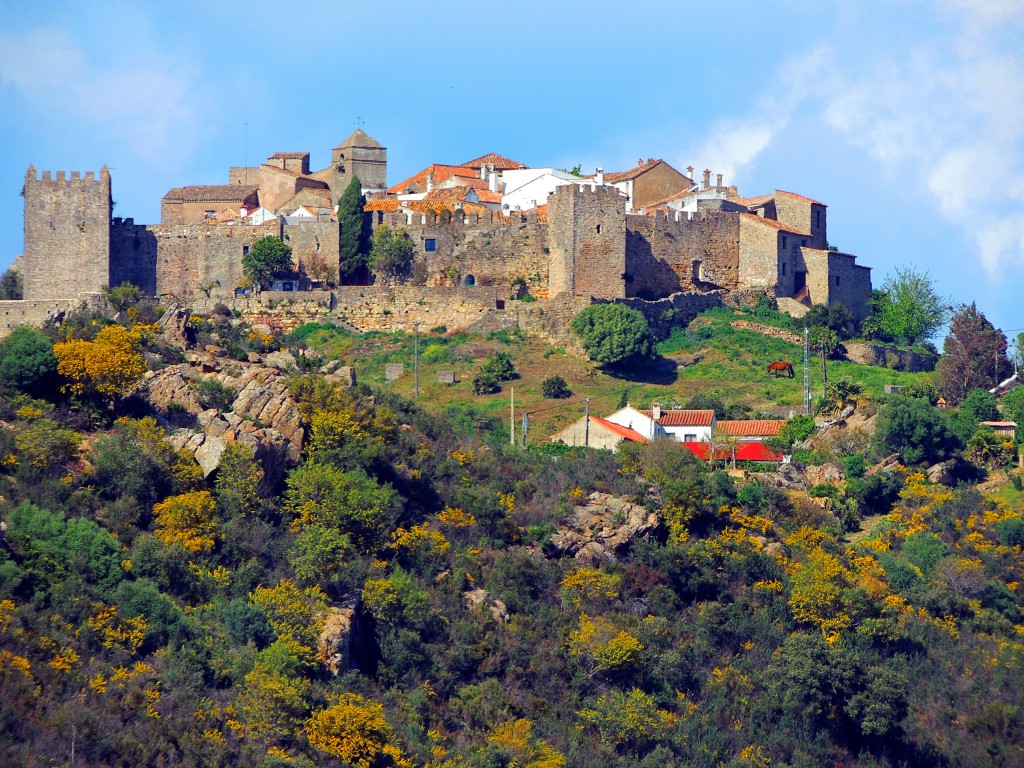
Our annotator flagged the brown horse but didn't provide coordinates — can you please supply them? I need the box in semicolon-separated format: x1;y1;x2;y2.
767;361;795;378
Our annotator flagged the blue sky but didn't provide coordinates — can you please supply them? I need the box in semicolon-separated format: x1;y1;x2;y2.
2;0;1022;339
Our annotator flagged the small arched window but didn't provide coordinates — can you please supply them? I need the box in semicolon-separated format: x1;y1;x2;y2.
464;274;476;287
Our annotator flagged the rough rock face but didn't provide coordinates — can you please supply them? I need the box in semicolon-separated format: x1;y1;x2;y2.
550;492;660;565
136;352;305;493
317;595;361;675
867;454;902;476
157;305;193;350
927;459;957;486
804;463;845;486
463;588;510;624
757;463;811;491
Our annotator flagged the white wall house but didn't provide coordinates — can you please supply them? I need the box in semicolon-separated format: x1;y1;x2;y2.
603;405;666;440
501;168;579;211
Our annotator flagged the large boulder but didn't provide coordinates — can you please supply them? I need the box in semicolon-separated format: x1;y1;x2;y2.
317;594;362;676
550;492;660;565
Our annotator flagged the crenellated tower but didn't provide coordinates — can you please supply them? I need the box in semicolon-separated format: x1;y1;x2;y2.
23;165;112;300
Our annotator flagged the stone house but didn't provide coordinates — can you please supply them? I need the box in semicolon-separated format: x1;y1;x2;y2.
601;159;694;213
549;415;649;450
160;185;259;226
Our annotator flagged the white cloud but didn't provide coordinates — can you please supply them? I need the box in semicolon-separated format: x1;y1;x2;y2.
682;47;830;182
0;27;205;164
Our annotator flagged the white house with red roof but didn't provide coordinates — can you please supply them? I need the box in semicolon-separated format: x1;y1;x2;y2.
549;415;649;450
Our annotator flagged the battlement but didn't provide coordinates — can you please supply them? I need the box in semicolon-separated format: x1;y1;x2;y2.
550;182;626;203
376;207;545;231
25;165;110;184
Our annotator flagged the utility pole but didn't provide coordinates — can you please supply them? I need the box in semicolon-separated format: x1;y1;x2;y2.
413;322;420;398
803;328;811;415
522;412;529;448
584;398;591;447
821;340;827;401
510;387;515;447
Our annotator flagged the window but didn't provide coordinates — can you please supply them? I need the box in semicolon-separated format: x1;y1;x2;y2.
782;235;788;248
835;276;841;286
815;210;821;228
684;433;697;442
315;240;321;252
596;224;602;234
424;238;437;252
801;238;807;247
464;274;475;287
204;210;216;219
243;245;250;256
781;263;786;276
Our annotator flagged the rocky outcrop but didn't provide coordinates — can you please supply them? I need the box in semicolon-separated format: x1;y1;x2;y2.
867;454;902;476
927;459;957;486
804;463;845;486
463;588;510;624
318;595;362;675
136;351;306;494
157;305;193;350
757;463;811;491
550;492;660;565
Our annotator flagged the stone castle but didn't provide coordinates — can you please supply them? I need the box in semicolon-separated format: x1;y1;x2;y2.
3;129;871;337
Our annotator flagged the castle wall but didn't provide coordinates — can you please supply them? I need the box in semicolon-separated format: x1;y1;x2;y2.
229;167;260;185
0;299;96;338
375;210;550;293
23;168;111;301
110;219;158;295
161;191;259;226
548;185;626;299
283;221;339;285
625;210;740;298
737;216;782;294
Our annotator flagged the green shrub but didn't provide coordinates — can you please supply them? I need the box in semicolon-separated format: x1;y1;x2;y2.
541;375;571;399
195;378;237;412
570;304;655;366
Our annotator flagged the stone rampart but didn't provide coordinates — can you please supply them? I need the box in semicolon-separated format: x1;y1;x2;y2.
615;291;726;338
844;342;937;372
0;296;106;338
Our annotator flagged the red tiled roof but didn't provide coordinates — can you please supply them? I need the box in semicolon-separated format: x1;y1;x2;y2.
591;416;649;443
388;164;478;195
716;420;786;437
475;188;503;204
365;199;402;212
739;213;806;235
639;409;716;427
682;442;783;461
405;200;493;216
604;159;664;184
269;152;309;159
728;193;774;208
163;184;258;203
775;189;825;206
461;153;526;171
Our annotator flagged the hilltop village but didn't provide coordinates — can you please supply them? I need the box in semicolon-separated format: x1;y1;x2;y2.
5;129;871;338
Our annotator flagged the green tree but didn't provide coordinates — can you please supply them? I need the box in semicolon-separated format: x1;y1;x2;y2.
368;225;415;284
541;375;571;399
243;236;294;288
570;304;655;366
0;267;23;299
214;442;264;517
338;177;369;280
999;385;1024;427
0;326;57;392
868;266;949;346
873;393;959;465
106;281;142;311
936;303;1011;403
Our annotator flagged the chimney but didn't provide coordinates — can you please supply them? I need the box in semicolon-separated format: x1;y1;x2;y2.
426;171;434;192
595;167;604;185
489;170;500;193
651;402;662;423
686;165;694;178
703;169;711;189
716;173;723;188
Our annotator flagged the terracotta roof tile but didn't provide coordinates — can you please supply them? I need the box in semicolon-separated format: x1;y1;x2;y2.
590;416;649;443
639;409;716;427
775;189;825;206
423;187;474;202
475;189;503;204
163;184;258;203
716;419;786;437
269;152;309;159
364;199;402;212
727;193;775;208
335;129;384;150
460;152;526;171
739;213;806;235
388;164;478;195
604;159;664;184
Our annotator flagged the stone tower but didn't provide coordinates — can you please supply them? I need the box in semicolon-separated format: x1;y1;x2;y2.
548;184;627;299
324;129;387;197
23;165;112;300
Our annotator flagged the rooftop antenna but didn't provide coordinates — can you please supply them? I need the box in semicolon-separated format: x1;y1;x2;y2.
244;122;248;185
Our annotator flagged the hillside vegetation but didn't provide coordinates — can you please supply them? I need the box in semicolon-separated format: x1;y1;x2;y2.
0;300;1022;767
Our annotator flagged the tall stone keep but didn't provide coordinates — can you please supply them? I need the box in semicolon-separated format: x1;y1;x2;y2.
23;165;112;300
323;129;387;196
548;184;627;299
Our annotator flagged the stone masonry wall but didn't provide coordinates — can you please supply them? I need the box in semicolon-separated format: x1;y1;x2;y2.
547;184;626;299
110;219;158;295
23;167;111;301
615;291;726;338
737;216;781;294
376;210;549;293
626;210;740;298
0;298;102;338
773;193;826;249
283;221;339;285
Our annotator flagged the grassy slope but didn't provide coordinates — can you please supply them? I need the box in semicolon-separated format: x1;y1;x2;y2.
295;309;936;444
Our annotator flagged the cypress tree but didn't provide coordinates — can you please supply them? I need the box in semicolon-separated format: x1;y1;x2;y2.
338;177;369;280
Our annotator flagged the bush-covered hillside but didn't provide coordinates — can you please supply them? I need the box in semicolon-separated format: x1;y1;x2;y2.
1;301;1023;767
